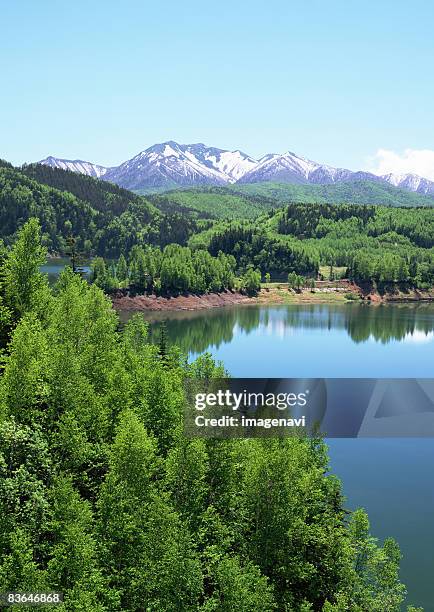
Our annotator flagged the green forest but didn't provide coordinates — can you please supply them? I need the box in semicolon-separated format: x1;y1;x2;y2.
191;203;434;288
1;160;433;292
232;180;434;208
0;158;432;610
0;162;205;257
147;187;278;219
92;245;262;296
0;220;423;611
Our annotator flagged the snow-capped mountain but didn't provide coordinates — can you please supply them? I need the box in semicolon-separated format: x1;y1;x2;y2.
237;151;381;185
38;156;109;178
237;152;319;185
37;143;434;195
103;142;228;190
102;142;257;190
381;173;434;195
183;144;257;182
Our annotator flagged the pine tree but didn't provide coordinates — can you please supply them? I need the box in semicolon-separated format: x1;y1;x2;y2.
66;235;85;276
158;320;168;359
116;254;128;283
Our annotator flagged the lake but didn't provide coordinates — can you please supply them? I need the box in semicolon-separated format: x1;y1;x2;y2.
41;258;92;284
135;303;434;609
44;256;433;606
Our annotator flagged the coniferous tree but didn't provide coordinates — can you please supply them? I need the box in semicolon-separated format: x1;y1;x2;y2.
158;320;169;359
116;254;128;284
0;222;421;612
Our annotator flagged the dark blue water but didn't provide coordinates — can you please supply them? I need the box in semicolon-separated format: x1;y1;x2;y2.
141;303;434;609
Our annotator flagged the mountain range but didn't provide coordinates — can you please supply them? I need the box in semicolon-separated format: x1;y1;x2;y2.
38;141;434;196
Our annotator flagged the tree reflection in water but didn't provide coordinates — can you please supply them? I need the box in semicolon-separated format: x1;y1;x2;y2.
120;303;434;355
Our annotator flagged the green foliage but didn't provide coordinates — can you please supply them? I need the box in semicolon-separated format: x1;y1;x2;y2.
0;528;47;596
46;476;110;610
22;163;147;215
346;509;407;610
1;219;51;320
0;223;420;610
201;555;277;611
116;254;128;283
240;267;262;296
3;161;433;296
92;257;119;292
193;202;434;289
0;315;50;424
288;271;307;291
0;163;201;257
201;220;320;278
97;410;202;610
0;165;99;253
234;180;434;208
148;186;278;219
0;419;53;542
149;179;434;221
97;244;237;296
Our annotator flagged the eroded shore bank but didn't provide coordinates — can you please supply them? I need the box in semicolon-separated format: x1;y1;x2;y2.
112;284;434;313
112;290;253;312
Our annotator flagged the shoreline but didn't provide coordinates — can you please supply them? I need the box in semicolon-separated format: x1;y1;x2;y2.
111;290;253;312
112;284;434;313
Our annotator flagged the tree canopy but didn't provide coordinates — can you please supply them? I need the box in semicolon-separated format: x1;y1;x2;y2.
0;220;420;610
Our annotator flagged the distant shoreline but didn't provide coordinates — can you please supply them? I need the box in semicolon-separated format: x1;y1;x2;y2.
112;284;434;313
112;290;253;312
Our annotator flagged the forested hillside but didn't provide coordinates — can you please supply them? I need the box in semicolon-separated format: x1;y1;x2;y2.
190;202;434;288
144;180;434;220
0;162;204;257
0;220;417;611
22;163;147;214
234;180;434;208
1;159;433;290
147;187;278;219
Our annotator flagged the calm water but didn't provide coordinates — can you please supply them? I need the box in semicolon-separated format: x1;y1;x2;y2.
134;303;434;609
41;258;92;284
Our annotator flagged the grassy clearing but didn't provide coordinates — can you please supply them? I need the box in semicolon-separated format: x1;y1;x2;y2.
318;266;347;279
257;284;354;304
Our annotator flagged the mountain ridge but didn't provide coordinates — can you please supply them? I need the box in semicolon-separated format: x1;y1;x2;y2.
37;142;434;196
39;155;110;178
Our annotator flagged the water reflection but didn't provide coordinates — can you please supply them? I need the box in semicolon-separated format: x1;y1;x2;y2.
131;303;434;355
41;258;91;284
119;301;434;608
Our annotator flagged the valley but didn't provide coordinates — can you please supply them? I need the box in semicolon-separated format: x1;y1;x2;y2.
1;155;433;611
2;158;433;299
3;2;434;609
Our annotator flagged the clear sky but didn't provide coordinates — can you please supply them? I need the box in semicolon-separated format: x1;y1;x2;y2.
2;0;434;177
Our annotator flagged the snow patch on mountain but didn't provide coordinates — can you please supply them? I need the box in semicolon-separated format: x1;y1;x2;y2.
203;149;257;182
38;156;108;178
37;143;434;195
238;151;339;184
102;142;228;190
380;173;434;194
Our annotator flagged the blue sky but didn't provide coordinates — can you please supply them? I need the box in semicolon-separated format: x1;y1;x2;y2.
2;0;434;177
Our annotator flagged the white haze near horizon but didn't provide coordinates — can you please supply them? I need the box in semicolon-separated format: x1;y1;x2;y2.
367;148;434;181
